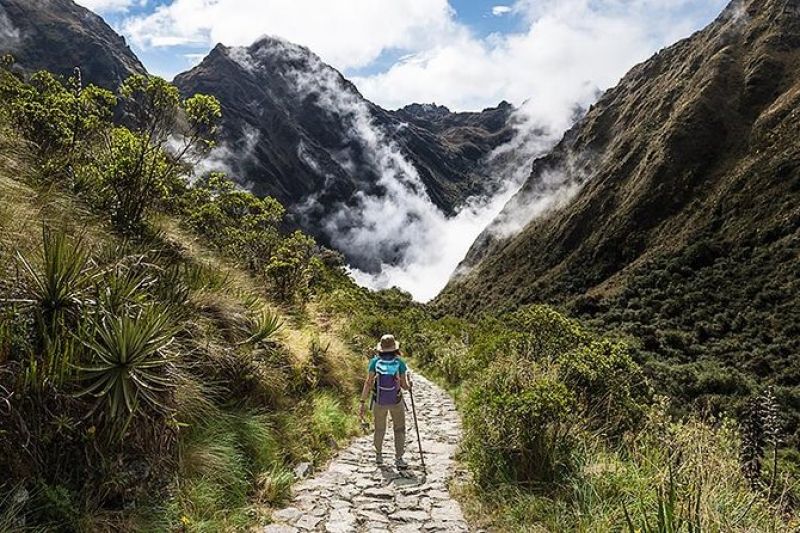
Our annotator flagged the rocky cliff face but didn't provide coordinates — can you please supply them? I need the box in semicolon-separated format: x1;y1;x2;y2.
174;38;514;267
0;0;146;88
438;0;800;384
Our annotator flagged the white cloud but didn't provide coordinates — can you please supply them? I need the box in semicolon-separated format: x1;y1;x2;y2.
75;0;145;14
183;52;206;66
492;5;512;16
0;9;21;48
121;0;456;71
354;0;727;122
121;0;726;118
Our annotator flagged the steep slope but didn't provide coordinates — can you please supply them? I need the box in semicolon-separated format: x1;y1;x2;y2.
0;0;146;88
439;0;800;385
174;38;513;267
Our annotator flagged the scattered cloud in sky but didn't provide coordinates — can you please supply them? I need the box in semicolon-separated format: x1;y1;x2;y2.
353;0;726;123
75;0;145;14
117;0;726;119
182;52;206;66
492;5;512;16
120;0;455;71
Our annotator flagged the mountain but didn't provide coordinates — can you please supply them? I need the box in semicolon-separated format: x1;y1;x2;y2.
174;38;514;268
0;0;146;88
438;0;800;390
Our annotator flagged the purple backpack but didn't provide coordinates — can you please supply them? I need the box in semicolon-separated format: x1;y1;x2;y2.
375;354;401;406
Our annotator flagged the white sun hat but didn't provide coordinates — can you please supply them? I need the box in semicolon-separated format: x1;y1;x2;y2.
376;334;400;353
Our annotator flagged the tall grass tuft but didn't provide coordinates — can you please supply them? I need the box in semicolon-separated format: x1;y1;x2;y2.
310;391;358;448
255;468;293;505
0;485;28;532
174;409;286;528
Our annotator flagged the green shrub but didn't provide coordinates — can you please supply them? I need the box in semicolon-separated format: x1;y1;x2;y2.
463;358;577;487
2;69;115;174
558;339;648;433
507;305;588;361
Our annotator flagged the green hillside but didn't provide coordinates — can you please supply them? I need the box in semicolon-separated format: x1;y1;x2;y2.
437;0;800;441
0;61;364;530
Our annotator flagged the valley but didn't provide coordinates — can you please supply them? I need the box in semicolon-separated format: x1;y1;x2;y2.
1;0;799;531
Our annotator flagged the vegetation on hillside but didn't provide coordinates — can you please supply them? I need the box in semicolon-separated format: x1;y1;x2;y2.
0;59;361;530
571;232;800;445
322;286;800;531
435;0;800;458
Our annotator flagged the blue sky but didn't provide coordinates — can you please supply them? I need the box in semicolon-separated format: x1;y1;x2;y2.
88;0;529;79
78;0;728;112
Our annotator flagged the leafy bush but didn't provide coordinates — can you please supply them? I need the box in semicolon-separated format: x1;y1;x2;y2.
1;68;115;175
558;339;648;433
507;305;587;361
266;231;316;301
463;359;577;486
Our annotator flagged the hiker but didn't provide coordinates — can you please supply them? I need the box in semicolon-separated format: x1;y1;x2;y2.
359;334;412;467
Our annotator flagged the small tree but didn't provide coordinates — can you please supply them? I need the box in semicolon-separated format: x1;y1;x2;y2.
92;75;221;233
1;69;116;176
266;231;316;301
185;173;285;269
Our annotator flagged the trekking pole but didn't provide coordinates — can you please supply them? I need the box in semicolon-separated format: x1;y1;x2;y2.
408;373;426;474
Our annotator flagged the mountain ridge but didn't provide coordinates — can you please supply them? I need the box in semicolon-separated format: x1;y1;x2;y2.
0;0;146;88
174;36;517;270
437;0;800;395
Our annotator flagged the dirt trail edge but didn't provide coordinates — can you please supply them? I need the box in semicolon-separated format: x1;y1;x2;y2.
265;372;471;532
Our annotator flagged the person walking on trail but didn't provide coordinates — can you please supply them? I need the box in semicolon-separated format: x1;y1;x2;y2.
359;334;412;468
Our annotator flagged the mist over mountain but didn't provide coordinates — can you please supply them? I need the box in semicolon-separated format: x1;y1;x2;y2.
0;0;146;88
439;0;800;387
0;0;551;301
174;37;547;299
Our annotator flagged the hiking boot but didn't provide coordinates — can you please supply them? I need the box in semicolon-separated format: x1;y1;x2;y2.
395;457;408;469
375;452;383;465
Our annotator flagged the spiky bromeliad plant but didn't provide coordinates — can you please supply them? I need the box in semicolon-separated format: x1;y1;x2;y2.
239;308;283;346
16;228;94;386
16;228;93;319
77;305;177;428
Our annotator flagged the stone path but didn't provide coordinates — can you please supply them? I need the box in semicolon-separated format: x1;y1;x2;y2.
264;372;470;533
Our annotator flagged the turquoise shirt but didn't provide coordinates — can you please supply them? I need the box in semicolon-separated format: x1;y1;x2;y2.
368;355;407;375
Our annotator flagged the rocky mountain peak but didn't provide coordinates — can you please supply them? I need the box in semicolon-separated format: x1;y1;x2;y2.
0;0;146;88
399;103;453;121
